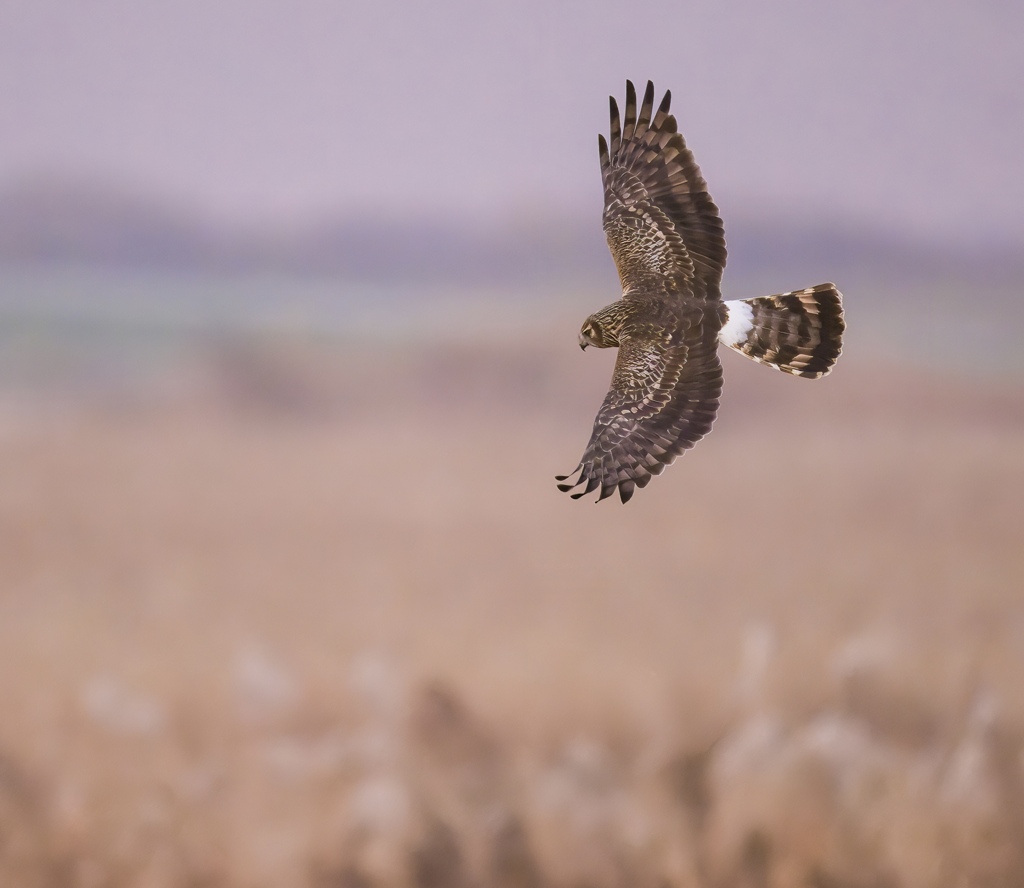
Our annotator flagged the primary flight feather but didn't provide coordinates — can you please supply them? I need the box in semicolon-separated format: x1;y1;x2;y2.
557;80;845;503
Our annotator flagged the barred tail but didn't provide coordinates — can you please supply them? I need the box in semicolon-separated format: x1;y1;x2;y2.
718;283;845;378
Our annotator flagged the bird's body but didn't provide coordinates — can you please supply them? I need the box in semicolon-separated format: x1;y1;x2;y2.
557;81;845;503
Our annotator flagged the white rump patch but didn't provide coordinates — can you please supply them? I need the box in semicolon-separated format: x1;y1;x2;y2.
719;300;754;347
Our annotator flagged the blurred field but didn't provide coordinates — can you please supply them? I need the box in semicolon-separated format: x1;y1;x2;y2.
0;324;1023;888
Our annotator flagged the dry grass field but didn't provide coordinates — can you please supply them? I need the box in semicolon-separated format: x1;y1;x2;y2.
0;334;1022;888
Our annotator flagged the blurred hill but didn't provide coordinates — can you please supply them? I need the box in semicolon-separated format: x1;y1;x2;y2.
2;176;1023;287
1;178;1022;388
0;177;601;283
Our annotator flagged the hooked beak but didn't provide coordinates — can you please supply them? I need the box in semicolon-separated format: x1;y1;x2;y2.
579;341;588;351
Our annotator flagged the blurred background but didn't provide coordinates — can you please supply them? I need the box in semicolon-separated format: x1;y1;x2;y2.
1;1;1023;886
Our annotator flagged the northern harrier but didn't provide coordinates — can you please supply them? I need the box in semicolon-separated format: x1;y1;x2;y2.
557;80;845;503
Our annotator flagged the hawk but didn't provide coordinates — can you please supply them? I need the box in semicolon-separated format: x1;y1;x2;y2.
557;80;845;504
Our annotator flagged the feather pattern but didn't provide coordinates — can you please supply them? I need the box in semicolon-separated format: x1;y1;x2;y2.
558;81;726;503
720;284;845;378
557;301;722;503
558;81;845;504
601;80;727;300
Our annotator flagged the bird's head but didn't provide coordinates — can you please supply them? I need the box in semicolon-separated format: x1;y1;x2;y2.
578;318;616;350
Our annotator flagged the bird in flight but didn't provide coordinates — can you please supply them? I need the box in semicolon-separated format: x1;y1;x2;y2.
557;80;845;504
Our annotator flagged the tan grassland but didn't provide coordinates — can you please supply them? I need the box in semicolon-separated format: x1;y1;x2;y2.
0;337;1022;888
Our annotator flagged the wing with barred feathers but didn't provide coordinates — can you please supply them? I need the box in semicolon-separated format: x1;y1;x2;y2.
556;302;722;504
601;80;727;299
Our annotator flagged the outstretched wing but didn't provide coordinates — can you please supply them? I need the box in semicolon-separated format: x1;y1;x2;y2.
601;80;727;299
557;304;722;503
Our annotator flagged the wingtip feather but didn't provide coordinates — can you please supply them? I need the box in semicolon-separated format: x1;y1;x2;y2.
623;80;637;142
637;81;655;132
608;96;621;153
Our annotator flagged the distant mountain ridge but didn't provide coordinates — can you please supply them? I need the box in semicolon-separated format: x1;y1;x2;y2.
0;178;1020;287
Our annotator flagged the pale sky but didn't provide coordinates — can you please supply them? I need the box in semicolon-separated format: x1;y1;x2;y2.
2;0;1022;246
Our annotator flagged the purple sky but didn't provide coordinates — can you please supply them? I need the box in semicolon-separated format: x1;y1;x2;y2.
3;0;1022;246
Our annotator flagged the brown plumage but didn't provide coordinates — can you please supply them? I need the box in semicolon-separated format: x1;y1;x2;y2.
557;81;845;504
